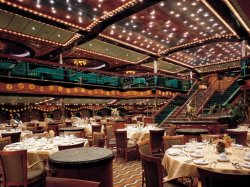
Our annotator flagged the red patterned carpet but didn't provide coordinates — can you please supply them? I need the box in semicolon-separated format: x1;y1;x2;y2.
113;158;143;187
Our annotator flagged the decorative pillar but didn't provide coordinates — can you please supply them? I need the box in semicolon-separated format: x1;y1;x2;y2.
242;40;247;57
59;54;63;65
190;70;193;85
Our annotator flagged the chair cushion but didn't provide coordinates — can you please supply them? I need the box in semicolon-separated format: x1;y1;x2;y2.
27;169;43;184
108;139;116;145
127;143;136;148
128;140;136;145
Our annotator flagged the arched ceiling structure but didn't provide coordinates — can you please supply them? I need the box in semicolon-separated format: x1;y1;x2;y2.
0;0;249;76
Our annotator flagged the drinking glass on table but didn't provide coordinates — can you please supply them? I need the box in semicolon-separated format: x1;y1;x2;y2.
202;137;209;145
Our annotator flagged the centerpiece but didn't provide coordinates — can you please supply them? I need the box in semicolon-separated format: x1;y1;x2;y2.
215;134;232;153
185;104;197;121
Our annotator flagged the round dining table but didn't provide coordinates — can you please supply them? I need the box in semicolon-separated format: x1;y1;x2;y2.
162;143;250;182
4;136;89;169
49;147;114;187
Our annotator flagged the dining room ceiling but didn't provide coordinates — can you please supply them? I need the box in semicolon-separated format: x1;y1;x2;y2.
0;0;250;76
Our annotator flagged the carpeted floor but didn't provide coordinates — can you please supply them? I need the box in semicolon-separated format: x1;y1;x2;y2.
112;158;198;187
113;158;143;187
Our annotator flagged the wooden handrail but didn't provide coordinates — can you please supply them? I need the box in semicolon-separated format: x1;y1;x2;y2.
153;94;178;117
187;79;198;96
196;89;215;115
221;74;241;94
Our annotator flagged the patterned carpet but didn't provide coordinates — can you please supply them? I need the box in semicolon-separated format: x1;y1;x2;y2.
112;158;197;187
113;158;143;187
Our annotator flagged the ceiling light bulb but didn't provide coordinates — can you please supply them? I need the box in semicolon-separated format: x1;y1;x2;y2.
160;2;165;7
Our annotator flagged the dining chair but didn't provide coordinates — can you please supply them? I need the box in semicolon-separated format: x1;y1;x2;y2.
92;132;105;147
136;139;152;156
139;151;186;187
0;150;46;187
0;137;12;185
226;130;248;146
1;131;21;143
149;129;165;157
103;125;116;149
47;124;59;136
216;124;228;134
86;124;102;146
32;129;46;134
26;123;38;131
46;177;100;187
163;135;184;150
58;142;85;151
197;167;250;187
136;140;152;187
114;130;137;162
65;121;73;127
168;124;177;136
0;136;11;150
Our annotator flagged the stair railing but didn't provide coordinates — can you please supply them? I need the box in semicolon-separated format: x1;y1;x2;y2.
153;94;178;118
221;74;240;94
173;89;198;118
187;79;198;96
195;76;218;114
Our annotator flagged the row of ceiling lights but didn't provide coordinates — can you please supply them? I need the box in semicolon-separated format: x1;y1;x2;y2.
6;0;249;71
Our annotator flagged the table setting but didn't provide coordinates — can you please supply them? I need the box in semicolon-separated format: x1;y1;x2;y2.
4;135;88;169
162;137;250;181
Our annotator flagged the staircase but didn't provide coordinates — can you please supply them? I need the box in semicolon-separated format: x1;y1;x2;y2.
205;81;240;109
172;89;209;119
154;95;188;126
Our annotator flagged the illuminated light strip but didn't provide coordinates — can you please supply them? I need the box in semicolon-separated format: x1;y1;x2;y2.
160;34;235;54
75;47;149;64
0;28;63;46
86;0;139;31
198;63;241;73
0;8;79;46
142;64;184;74
63;34;81;46
201;0;239;37
100;34;160;56
1;1;86;31
223;0;250;33
195;58;241;68
197;60;241;71
164;57;194;69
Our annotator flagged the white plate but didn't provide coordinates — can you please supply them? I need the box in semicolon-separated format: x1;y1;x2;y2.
244;157;250;161
240;162;250;169
217;158;230;162
172;145;184;148
191;153;203;158
193;159;208;165
167;148;180;156
184;148;195;153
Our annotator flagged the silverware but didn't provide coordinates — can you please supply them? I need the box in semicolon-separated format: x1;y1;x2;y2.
232;162;242;169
